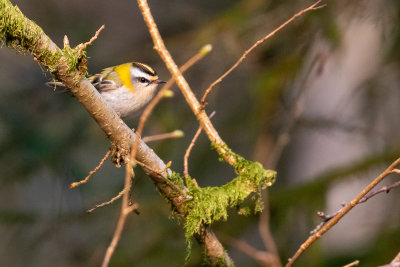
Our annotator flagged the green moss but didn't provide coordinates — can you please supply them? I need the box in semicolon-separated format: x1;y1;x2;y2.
0;0;87;78
183;153;275;264
180;141;276;243
38;49;62;73
167;171;186;189
216;255;234;267
61;45;88;78
0;0;43;51
183;156;276;240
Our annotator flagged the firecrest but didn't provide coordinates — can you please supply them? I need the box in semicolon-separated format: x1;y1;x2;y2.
47;62;166;118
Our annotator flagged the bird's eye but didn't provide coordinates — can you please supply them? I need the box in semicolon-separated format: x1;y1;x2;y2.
139;77;149;84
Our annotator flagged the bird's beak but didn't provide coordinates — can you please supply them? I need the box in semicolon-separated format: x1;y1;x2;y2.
154;79;167;84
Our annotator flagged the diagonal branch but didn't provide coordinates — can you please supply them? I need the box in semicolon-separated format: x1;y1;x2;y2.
0;0;233;265
2;1;276;266
137;0;236;165
286;157;400;267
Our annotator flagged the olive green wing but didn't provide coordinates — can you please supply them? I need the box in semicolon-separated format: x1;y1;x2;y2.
89;67;124;92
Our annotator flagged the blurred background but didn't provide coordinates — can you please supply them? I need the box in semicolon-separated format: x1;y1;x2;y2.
1;0;400;266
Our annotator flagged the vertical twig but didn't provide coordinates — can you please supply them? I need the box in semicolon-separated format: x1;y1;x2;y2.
184;127;203;179
136;1;235;265
184;111;216;178
102;164;138;267
137;0;235;165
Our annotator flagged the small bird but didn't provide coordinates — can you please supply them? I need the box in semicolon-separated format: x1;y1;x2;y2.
47;62;166;118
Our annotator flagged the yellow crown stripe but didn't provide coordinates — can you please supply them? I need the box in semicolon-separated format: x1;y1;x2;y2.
135;62;155;76
114;63;134;92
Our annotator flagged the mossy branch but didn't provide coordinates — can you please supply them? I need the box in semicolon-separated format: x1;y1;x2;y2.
1;0;277;266
0;0;86;77
184;157;276;240
0;0;132;164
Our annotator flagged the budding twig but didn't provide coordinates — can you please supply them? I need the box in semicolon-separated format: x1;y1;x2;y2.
142;130;184;143
70;150;111;189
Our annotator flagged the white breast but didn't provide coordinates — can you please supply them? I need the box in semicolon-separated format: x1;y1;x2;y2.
100;85;158;118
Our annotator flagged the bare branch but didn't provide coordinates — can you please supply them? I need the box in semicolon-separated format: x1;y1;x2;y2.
359;180;400;203
87;187;126;213
310;179;400;235
137;0;236;165
286;157;400;267
391;169;400;174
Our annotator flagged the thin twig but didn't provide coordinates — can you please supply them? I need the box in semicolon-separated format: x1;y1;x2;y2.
87;187;127;213
84;25;105;46
135;159;164;176
359;180;400;203
310;206;344;235
286;157;400;267
184;111;216;178
184;127;202;179
310;180;400;234
343;260;360;267
136;160;187;196
78;25;105;54
200;0;325;107
101;165;137;267
70;150;111;189
142;130;184;143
